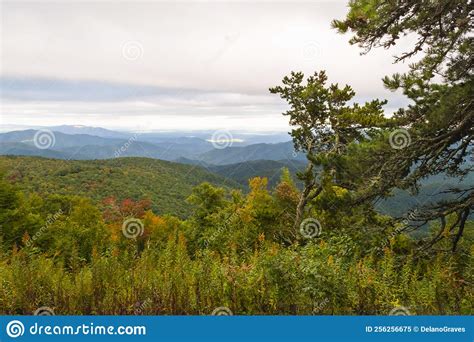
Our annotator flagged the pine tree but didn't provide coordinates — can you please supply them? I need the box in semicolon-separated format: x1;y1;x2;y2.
270;71;388;230
333;0;473;250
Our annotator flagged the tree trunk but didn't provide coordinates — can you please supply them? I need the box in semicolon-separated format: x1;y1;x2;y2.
293;161;323;231
294;183;312;231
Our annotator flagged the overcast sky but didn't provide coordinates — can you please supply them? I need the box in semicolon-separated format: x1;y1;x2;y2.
0;0;411;132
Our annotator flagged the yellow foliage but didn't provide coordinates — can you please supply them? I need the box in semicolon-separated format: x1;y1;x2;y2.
331;185;349;197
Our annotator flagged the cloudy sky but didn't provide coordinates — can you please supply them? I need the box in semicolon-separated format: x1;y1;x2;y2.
0;0;411;132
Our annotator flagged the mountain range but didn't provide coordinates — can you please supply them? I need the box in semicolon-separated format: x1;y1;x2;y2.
0;126;471;218
0;126;303;164
0;126;306;193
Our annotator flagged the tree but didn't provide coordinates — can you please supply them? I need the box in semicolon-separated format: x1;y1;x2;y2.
186;182;226;222
102;196;151;223
0;175;43;248
333;0;473;251
269;71;388;230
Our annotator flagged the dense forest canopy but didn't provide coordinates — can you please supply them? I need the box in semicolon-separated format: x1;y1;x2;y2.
0;157;472;314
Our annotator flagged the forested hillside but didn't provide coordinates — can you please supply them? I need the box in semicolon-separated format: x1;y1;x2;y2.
0;128;296;163
1;160;472;315
0;156;238;217
209;160;306;188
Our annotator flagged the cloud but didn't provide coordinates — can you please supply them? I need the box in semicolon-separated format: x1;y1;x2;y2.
0;1;411;131
1;76;278;105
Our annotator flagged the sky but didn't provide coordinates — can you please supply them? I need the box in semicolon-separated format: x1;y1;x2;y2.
0;0;412;132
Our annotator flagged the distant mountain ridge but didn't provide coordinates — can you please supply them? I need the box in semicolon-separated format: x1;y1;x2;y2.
48;125;129;138
0;127;299;165
0;129;124;147
209;159;306;187
0;127;471;220
198;141;305;165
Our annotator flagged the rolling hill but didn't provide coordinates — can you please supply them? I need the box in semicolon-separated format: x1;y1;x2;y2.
0;156;240;217
0;129;123;147
197;141;306;165
209;159;306;187
1;128;471;220
376;172;474;218
0;128;300;164
0;129;216;161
